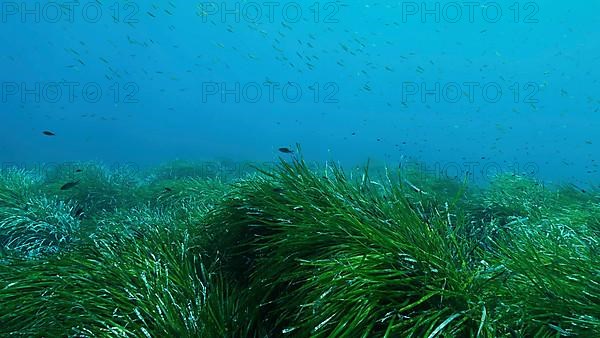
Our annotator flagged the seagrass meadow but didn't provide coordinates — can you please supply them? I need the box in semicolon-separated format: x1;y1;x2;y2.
0;156;599;337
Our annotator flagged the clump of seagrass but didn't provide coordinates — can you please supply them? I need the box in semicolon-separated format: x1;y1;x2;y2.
205;157;502;336
0;206;258;337
488;216;600;336
0;169;81;257
0;195;81;257
482;173;550;221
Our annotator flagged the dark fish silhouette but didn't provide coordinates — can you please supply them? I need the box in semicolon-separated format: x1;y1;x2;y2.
73;206;85;218
42;131;55;136
278;147;294;154
75;169;83;173
164;187;173;192
60;180;80;191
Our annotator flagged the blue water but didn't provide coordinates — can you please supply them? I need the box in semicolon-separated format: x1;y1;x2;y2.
1;1;599;184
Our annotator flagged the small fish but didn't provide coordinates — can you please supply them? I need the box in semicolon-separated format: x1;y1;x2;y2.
163;187;173;192
278;147;294;154
60;180;80;191
42;130;55;136
75;169;83;173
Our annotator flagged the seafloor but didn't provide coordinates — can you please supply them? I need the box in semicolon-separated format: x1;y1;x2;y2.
0;156;598;337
